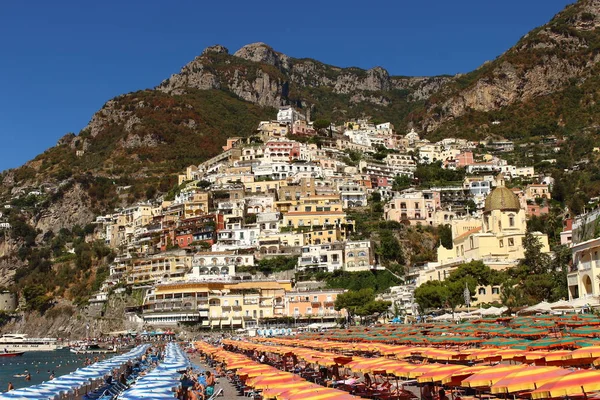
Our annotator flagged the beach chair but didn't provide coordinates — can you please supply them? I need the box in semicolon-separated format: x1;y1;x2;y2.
207;388;224;399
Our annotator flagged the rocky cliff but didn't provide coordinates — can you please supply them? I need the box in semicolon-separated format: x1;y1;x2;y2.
157;42;447;110
421;0;600;133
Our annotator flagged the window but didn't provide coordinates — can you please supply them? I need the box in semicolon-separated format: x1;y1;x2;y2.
508;238;514;246
358;251;366;257
469;236;474;249
499;239;504;248
509;215;515;227
478;288;486;295
492;287;500;295
348;252;355;258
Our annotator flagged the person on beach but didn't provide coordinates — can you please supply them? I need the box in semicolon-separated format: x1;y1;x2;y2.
25;372;31;381
205;370;216;397
438;389;449;400
422;383;434;400
7;382;13;391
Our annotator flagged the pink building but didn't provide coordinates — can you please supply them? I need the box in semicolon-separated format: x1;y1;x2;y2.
265;140;301;159
292;120;316;136
285;289;346;321
371;176;390;189
527;203;549;217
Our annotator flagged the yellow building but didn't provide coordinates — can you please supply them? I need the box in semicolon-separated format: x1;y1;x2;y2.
282;200;353;240
142;279;292;327
304;228;343;245
125;251;193;285
418;178;550;304
243;180;286;195
276;194;342;213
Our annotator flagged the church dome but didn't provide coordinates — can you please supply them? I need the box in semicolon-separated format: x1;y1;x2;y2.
484;186;521;213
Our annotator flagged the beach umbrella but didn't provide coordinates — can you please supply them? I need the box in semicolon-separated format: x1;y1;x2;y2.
440;365;490;386
570;345;600;360
461;364;529;388
531;369;600;399
406;363;444;379
261;382;314;398
417;365;470;383
490;366;571;394
286;388;356;400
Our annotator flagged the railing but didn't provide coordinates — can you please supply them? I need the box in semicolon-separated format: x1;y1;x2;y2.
577;261;595;271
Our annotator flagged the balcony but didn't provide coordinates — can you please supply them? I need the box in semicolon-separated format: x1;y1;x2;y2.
311;301;322;307
576;261;599;271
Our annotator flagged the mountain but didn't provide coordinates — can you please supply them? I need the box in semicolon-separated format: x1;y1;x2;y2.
421;0;600;140
2;1;600;236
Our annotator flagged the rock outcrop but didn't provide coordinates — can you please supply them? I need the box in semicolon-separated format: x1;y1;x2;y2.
421;0;600;131
158;43;445;109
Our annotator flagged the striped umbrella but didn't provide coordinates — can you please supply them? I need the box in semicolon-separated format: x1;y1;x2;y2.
417;365;471;383
531;369;600;399
442;365;489;386
570;345;600;360
490;366;571;394
461;364;529;388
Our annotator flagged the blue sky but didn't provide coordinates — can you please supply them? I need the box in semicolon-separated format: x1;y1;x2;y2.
0;0;573;172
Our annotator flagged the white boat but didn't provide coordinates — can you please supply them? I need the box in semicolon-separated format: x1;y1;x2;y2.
0;333;58;352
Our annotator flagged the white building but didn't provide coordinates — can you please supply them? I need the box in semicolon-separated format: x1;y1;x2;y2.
297;244;344;272
277;106;306;124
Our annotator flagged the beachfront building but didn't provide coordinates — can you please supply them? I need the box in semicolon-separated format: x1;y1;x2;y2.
142;279;292;327
120;250;193;285
567;209;600;300
285;289;346;324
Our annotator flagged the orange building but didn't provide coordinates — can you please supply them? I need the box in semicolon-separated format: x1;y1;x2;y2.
285;289;346;322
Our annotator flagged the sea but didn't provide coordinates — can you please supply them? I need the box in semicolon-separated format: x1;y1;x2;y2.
0;348;103;392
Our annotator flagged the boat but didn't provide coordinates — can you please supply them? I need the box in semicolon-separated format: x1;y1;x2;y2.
0;333;58;352
0;351;24;357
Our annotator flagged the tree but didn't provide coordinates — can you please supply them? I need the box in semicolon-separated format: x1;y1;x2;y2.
356;300;392;317
520;232;551;275
377;230;404;265
438;224;453;249
392;175;412;191
22;284;53;313
334;288;391;323
334;288;375;318
447;260;499;287
500;282;526;315
414;281;449;310
313;119;331;131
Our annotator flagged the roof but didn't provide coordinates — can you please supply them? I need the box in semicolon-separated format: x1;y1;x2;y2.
484;186;521;213
454;227;483;242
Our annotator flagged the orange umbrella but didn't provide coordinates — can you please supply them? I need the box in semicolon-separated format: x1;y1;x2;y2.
442;365;489;386
465;349;500;361
247;374;298;388
490;366;571;394
286;388;356;400
407;364;445;379
531;370;600;399
570;346;600;360
461;365;529;388
263;384;317;399
418;365;471;383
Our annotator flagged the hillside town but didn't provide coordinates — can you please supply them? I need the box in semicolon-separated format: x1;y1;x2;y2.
2;106;599;331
